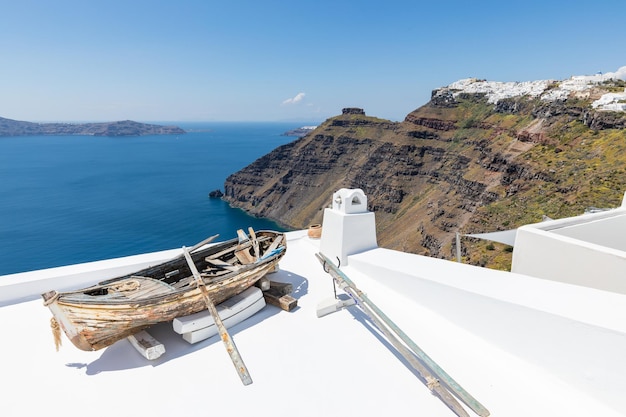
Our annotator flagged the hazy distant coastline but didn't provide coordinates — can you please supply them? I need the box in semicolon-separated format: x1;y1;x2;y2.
282;125;317;137
0;116;186;137
0;122;292;275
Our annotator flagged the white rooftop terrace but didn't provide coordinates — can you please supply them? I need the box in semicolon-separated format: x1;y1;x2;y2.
513;194;626;294
1;189;625;417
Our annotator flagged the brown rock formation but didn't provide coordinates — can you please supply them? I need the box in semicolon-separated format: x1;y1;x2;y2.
224;83;626;270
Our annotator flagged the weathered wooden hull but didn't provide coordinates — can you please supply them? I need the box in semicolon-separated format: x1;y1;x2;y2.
42;230;286;351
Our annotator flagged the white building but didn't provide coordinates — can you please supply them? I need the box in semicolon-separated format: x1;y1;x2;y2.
1;189;625;417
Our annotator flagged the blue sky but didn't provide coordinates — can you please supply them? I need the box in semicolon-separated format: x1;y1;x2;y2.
1;0;625;123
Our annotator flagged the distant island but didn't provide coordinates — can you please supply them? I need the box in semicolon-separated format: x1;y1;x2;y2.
282;125;317;137
0;116;186;137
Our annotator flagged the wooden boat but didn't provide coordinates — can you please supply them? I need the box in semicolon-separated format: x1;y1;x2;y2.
42;229;286;351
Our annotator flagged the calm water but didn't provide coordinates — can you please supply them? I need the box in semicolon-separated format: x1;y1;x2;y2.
0;122;310;275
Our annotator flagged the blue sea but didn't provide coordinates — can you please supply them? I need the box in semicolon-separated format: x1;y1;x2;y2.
0;122;311;275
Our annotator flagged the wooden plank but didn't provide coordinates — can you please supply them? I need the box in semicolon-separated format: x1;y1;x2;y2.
205;257;241;272
171;276;196;289
171;271;229;290
268;280;293;296
315;252;489;417
235;229;257;264
167;234;219;261
235;248;255;265
188;234;220;253
237;229;249;242
205;236;270;261
248;227;260;259
108;276;175;299
132;277;176;298
127;330;165;360
183;246;253;386
262;235;283;258
255;277;270;291
261;280;296;311
263;291;297;312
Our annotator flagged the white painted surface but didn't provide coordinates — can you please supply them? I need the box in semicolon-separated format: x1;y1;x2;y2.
320;187;378;265
512;208;626;294
173;286;264;334
319;209;377;265
1;228;625;417
330;188;368;214
445;66;626;111
176;287;267;344
0;248;180;306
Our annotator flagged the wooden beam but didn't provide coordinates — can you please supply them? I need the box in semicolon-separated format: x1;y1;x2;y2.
255;277;270;291
205;257;241;272
183;246;253;386
315;252;490;417
262;280;297;312
235;248;255;265
263;292;297;312
168;234;220;261
268;280;293;295
262;235;283;258
248;227;260;260
127;330;165;360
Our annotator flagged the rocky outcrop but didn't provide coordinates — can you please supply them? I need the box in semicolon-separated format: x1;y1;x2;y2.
404;115;456;131
0;117;185;137
583;110;626;130
224;73;626;269
342;107;365;115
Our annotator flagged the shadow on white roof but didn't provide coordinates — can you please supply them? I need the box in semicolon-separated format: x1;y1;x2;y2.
1;190;625;417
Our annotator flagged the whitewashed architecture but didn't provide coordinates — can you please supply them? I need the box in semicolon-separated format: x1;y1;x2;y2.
1;189;625;417
444;65;626;112
319;188;377;265
512;193;626;294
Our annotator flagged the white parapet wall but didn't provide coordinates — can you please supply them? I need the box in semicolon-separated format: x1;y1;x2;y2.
319;188;378;266
0;248;180;306
512;204;626;294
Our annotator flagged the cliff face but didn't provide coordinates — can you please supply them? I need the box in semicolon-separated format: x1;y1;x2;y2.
224;78;626;269
0;117;185;137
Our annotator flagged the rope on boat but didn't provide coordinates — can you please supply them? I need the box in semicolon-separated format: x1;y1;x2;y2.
50;317;62;351
110;279;140;292
42;290;60;307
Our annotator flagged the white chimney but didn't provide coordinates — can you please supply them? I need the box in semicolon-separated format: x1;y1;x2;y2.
319;188;378;266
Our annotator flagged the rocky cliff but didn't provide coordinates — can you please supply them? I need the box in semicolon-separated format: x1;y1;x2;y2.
224;72;626;269
0;117;185;137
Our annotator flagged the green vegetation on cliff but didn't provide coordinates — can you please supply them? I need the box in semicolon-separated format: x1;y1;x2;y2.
224;81;626;270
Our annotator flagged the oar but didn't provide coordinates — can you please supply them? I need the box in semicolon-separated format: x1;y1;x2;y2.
188;234;220;253
182;246;253;386
235;229;255;264
248;227;260;260
316;252;490;417
168;234;220;262
315;255;468;417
